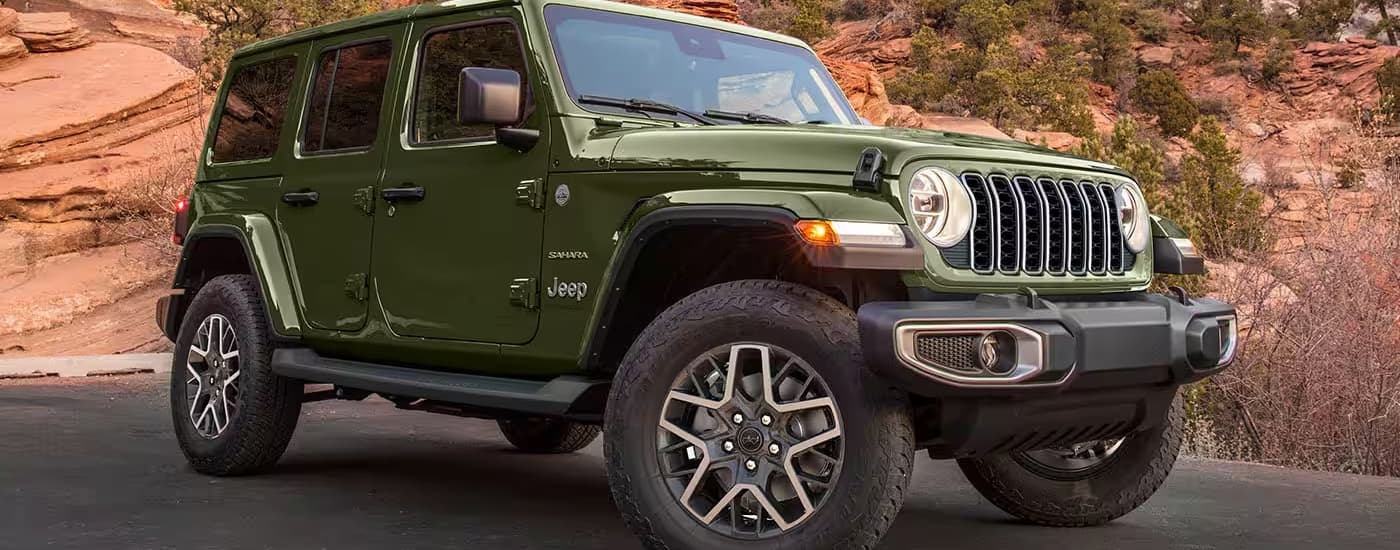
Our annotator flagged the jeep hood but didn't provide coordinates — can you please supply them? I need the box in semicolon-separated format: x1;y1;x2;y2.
598;124;1126;177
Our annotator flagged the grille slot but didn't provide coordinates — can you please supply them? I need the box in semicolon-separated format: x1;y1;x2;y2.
913;334;980;373
960;173;1131;276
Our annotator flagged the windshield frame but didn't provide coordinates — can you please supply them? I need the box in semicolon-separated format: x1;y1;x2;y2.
539;3;859;126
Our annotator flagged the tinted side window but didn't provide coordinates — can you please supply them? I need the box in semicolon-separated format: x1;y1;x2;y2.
413;22;527;143
212;57;297;163
303;40;393;154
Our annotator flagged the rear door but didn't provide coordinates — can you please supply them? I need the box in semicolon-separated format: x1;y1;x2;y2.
278;25;405;331
372;12;548;344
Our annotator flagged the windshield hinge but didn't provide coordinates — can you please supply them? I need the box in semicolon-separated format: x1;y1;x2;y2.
509;277;539;310
852;147;884;193
515;179;545;210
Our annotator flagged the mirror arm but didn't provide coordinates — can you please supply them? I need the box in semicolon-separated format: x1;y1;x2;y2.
496;127;540;152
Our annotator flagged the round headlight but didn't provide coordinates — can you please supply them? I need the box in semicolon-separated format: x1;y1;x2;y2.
1116;184;1150;253
907;167;972;247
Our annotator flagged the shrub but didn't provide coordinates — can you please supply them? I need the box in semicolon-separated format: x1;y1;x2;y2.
745;0;799;33
1335;155;1364;188
888;25;1095;136
1289;0;1357;42
1192;0;1267;55
1259;38;1295;85
955;0;1015;49
1195;94;1232;119
1377;56;1400;119
1131;70;1200;138
839;0;889;19
1202;205;1400;476
1134;7;1170;44
1163;117;1270;257
787;0;837;43
1070;0;1132;81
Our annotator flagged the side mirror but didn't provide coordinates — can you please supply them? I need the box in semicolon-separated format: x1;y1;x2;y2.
457;67;523;126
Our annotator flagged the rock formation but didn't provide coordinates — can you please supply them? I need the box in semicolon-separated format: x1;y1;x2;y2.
1282;37;1400;105
0;35;25;70
627;0;742;23
13;12;92;53
0;7;18;35
0;8;24;69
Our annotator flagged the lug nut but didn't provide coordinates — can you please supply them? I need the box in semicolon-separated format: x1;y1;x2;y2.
768;443;781;455
760;414;773;426
722;440;735;452
745;459;757;471
732;413;744;424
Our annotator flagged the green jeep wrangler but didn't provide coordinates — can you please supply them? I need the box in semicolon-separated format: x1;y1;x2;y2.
157;0;1238;547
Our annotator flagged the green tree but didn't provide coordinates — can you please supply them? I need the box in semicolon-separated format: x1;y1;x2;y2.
1075;116;1167;212
1131;70;1200;138
1166;117;1269;257
1364;0;1398;44
1290;0;1357;41
1192;0;1267;54
787;0;836;44
1074;115;1199;291
1070;0;1132;81
174;0;381;87
955;0;1015;49
885;27;956;109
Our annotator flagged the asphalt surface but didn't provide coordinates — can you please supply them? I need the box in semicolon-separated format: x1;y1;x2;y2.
2;374;1398;549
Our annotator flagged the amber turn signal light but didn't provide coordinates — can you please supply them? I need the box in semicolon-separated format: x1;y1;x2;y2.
795;220;840;246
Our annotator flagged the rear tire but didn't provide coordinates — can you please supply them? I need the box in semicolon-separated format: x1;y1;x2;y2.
169;275;302;476
605;280;914;550
957;391;1185;526
497;417;600;453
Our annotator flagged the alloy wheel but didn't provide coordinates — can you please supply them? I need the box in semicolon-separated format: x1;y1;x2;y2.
1014;437;1127;480
184;314;242;439
656;343;843;538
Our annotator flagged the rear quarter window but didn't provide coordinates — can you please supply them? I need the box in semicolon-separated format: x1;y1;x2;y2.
211;57;298;163
302;40;393;154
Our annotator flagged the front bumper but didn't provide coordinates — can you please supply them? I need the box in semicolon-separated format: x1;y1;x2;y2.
857;292;1236;457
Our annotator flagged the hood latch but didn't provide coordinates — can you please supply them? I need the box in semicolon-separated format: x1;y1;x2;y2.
852;147;884;192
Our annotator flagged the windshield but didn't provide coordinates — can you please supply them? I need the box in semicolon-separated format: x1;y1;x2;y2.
543;5;858;125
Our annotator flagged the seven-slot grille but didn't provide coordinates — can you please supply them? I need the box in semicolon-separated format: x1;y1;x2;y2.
961;173;1130;276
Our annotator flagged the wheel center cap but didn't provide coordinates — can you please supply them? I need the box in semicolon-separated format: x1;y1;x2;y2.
736;426;765;454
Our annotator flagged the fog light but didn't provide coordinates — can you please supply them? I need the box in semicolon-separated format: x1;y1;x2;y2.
976;332;1017;375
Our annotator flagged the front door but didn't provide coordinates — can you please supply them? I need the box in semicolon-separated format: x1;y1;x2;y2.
278;25;404;331
372;13;547;344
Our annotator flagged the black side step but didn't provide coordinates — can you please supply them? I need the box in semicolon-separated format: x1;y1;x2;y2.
271;348;608;418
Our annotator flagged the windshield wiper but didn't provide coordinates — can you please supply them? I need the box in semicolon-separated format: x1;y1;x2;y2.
702;109;791;125
577;95;717;125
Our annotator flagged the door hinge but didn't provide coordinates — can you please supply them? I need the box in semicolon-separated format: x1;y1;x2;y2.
509;277;539;310
353;186;375;215
344;273;368;302
515;179;544;210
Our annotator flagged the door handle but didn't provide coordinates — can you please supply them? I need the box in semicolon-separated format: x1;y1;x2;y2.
382;186;425;202
281;191;320;206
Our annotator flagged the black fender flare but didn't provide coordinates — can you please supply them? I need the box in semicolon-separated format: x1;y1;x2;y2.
579;204;923;372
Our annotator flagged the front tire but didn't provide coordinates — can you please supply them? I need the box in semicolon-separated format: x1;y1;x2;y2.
605;280;914;550
169;275;302;476
957;392;1186;526
497;417;600;453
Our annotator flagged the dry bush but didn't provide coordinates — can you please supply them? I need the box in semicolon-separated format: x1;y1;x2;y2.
104;133;200;262
1187;135;1400;476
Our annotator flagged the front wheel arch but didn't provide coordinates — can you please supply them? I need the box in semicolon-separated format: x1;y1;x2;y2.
581;205;911;375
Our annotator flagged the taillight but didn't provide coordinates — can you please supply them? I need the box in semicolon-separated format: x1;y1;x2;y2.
173;197;191;245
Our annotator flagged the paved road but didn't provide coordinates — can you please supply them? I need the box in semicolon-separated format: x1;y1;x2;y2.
3;374;1398;549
